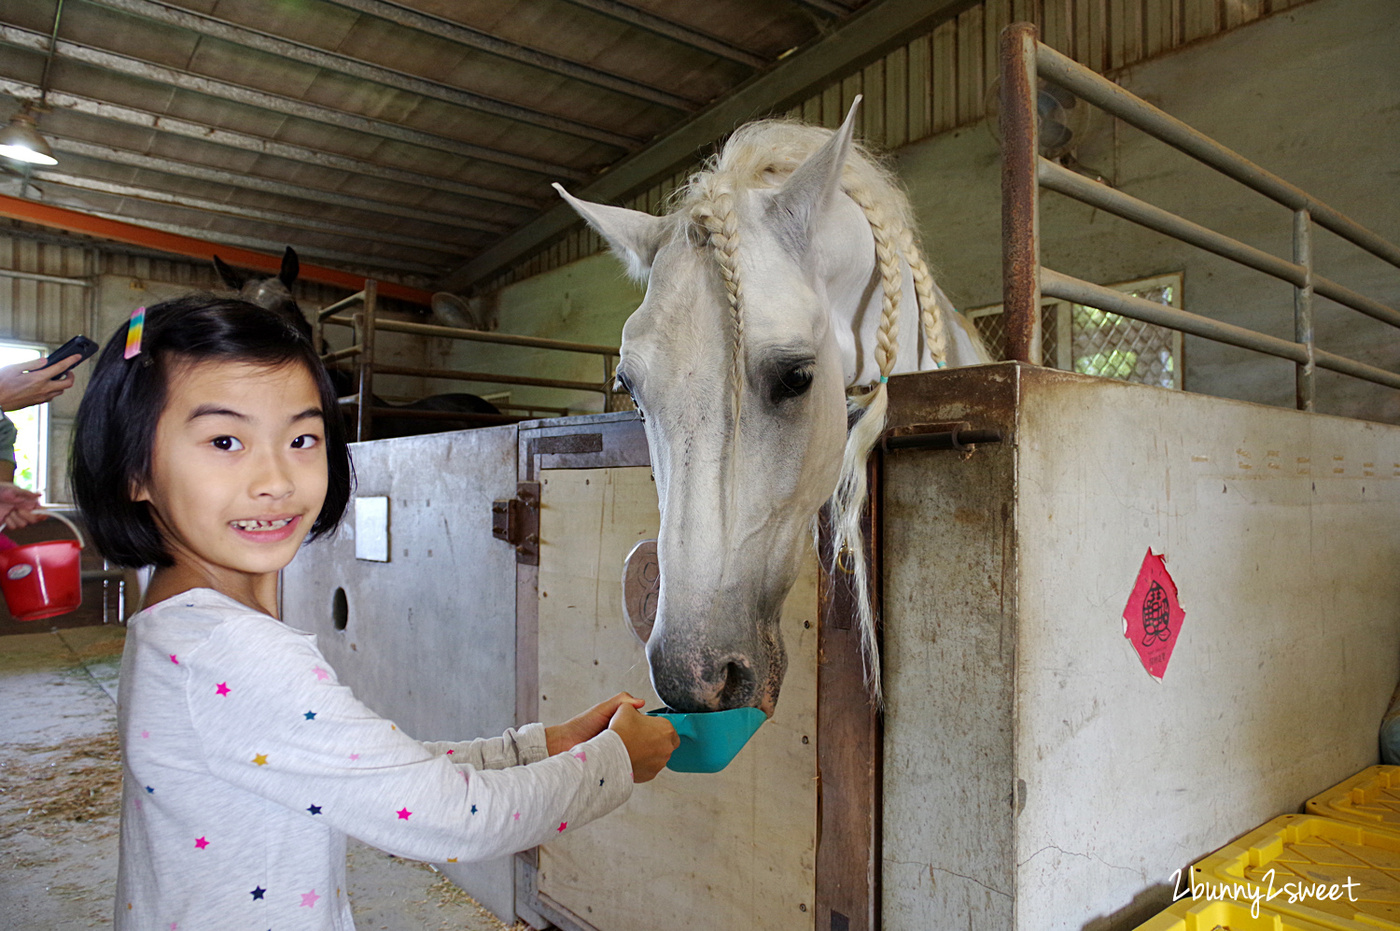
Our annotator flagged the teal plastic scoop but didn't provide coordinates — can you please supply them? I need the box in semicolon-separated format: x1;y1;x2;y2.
648;707;767;773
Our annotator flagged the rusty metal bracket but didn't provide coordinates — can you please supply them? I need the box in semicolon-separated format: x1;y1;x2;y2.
491;481;540;565
881;421;1005;452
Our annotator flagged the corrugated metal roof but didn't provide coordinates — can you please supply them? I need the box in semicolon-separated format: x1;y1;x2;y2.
0;0;886;291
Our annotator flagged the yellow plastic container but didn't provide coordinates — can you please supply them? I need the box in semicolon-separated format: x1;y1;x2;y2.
1132;897;1337;931
1191;814;1400;930
1307;766;1400;831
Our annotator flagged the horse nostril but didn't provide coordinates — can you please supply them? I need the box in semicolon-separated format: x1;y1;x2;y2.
715;659;756;709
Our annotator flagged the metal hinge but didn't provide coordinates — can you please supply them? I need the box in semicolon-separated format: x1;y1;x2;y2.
491;481;540;565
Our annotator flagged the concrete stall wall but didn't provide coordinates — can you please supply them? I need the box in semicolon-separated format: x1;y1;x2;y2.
880;363;1400;929
450;0;1398;424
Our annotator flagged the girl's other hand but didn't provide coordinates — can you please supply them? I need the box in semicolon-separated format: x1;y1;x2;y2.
545;691;646;756
607;703;678;783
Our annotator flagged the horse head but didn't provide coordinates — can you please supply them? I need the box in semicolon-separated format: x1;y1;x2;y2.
559;102;987;714
213;246;312;341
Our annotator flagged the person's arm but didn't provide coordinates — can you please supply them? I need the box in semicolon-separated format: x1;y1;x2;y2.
184;618;635;864
421;692;649;770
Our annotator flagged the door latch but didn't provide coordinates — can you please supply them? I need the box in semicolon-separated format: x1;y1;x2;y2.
491;481;540;565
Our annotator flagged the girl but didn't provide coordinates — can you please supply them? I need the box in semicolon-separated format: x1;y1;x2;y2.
71;295;677;929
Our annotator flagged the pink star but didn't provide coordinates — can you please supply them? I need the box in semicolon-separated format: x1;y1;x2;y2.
300;889;320;908
397;808;412;820
349;753;360;761
215;683;230;696
557;821;568;833
169;654;179;665
573;750;587;762
312;666;329;681
446;749;454;755
170;923;178;930
513;811;521;821
141;730;150;739
194;837;208;849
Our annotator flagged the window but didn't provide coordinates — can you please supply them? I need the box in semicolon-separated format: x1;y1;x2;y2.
0;341;49;495
966;274;1184;390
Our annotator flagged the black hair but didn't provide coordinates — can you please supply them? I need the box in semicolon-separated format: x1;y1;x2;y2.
71;293;353;568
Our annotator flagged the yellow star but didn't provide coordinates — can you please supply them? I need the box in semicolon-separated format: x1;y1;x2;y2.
252;753;269;766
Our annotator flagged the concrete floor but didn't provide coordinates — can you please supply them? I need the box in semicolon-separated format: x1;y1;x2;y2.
0;624;525;930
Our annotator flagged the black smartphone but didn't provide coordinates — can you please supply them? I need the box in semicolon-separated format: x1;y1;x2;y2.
42;335;99;380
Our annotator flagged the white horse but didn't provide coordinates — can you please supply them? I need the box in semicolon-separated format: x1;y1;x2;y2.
557;100;989;714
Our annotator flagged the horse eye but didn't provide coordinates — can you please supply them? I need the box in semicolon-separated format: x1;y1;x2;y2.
772;365;814;404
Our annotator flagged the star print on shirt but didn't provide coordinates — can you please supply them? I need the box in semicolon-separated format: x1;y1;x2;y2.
141;730;150;739
513;811;520;821
312;666;329;681
600;779;605;786
307;804;322;815
557;822;568;833
470;805;477;815
397;808;412;820
252;754;268;766
195;837;209;849
250;886;266;900
215;683;230;696
145;786;154;794
304;711;316;720
573;750;587;762
169;654;179;664
301;890;320;908
349;753;360;761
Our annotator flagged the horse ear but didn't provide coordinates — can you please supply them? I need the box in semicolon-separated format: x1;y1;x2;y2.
213;254;244;290
279;246;300;288
767;96;862;256
553;183;670;281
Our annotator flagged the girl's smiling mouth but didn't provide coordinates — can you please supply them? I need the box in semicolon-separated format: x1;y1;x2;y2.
230;516;300;540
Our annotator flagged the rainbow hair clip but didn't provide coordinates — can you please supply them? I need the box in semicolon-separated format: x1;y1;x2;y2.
123;306;145;360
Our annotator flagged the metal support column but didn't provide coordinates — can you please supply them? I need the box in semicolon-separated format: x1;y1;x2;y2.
1000;22;1042;365
355;279;378;442
1293;209;1315;411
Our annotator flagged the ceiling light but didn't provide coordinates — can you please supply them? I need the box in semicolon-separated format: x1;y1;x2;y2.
0;106;57;166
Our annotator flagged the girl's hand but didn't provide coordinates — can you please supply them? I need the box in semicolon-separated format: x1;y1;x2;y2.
607;703;678;783
545;691;646;756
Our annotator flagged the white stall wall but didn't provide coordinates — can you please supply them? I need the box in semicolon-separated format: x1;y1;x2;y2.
455;0;1397;424
880;364;1400;929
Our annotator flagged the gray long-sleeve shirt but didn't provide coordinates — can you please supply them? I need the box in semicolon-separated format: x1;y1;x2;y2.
115;588;632;929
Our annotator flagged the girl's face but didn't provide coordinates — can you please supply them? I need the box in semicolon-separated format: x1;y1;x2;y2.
136;358;329;594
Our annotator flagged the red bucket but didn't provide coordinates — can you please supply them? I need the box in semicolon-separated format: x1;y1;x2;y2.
0;512;85;622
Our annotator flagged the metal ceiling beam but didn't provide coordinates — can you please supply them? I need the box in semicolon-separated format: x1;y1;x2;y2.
32;171;470;254
792;0;855;17
0;77;539;210
80;209;443;275
326;0;699;109
0;23;589;180
0;192;437;302
436;0;982;291
50;136;500;236
89;0;646;148
557;0;767;69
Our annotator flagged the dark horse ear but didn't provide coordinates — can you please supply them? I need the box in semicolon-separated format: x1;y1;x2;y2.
279;247;299;289
212;254;245;290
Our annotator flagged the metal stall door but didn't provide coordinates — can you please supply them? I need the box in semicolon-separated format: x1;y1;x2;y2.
510;414;824;931
280;425;522;920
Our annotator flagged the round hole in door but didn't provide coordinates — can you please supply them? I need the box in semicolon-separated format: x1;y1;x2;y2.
332;587;349;631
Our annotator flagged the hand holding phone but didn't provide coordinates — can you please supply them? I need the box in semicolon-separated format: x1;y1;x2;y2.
43;336;98;381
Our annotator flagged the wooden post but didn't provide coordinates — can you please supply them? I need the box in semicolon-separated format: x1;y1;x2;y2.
355;279;378;442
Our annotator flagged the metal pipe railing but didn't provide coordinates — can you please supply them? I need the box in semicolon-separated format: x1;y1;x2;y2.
316;279;624;438
1000;21;1400;410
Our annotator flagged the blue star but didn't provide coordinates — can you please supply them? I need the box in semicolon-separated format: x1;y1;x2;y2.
307;804;322;815
145;786;154;794
470;805;477;814
250;886;266;900
304;711;317;720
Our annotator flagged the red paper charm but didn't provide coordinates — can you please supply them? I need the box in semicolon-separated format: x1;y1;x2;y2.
1123;549;1185;680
